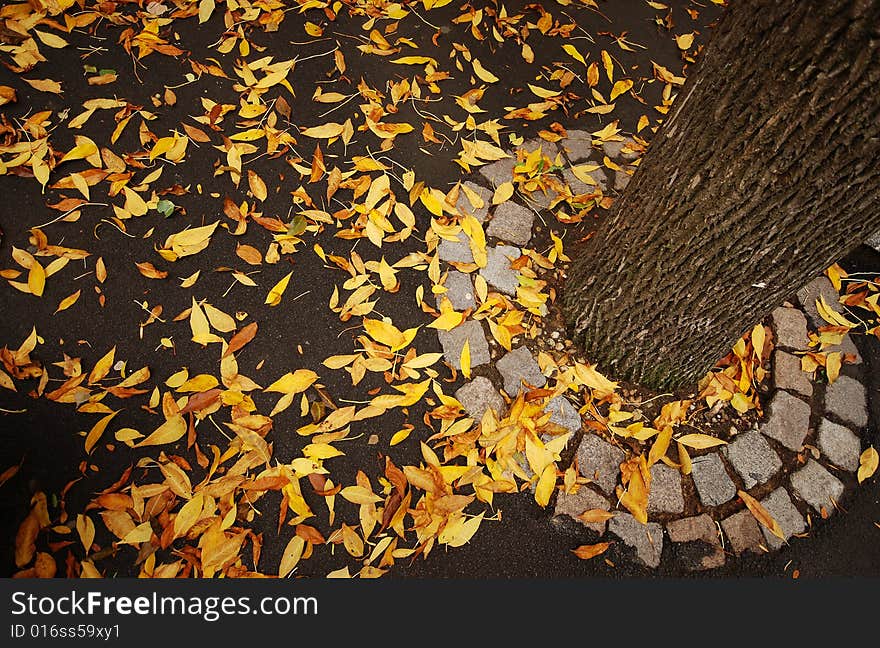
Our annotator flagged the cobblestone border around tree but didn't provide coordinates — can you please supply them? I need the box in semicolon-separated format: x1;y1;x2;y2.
439;134;874;571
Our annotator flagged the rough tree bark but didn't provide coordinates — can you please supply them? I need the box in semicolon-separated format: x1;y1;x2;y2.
563;0;880;390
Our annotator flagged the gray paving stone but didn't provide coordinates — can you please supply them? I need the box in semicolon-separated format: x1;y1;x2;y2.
496;346;546;396
602;139;625;159
576;434;625;494
647;464;685;515
561;130;594;162
563;166;607;195
867;229;880;252
790;459;845;514
545;396;582;434
721;509;765;555
690;453;737;507
723;430;782;489
824;374;869;429
823;334;863;365
454;181;492;223
608;513;664;569
455;376;504;420
666;514;725;570
771;307;810;350
479;245;521;295
817;418;861;471
760;487;805;550
760;390;811;451
613;170;631;191
437;231;473;264
437;271;476;311
796;276;841;327
478;156;516;187
773;350;813;397
437;320;490;370
552;487;611;535
523;187;552;210
485;202;534;246
619;137;642;162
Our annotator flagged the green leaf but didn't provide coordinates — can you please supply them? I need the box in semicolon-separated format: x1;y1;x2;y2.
156;200;175;217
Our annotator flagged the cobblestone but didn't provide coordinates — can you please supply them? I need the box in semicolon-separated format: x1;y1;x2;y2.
479;245;521;295
760;487;805;550
647;464;685;515
771;307;810;350
496;346;546;396
760;390;811;451
608;514;664;569
486;202;535;246
438;270;476;311
723;430;782;489
479;156;516;187
545;396;582;434
576;434;625;495
790;459;845;515
437;231;474;264
824;374;868;428
552;487;611;535
773;350;813;397
817;418;862;471
455;376;504;421
690;453;737;507
796;276;842;327
455;181;492;222
721;509;765;555
437;320;490;370
666;514;725;570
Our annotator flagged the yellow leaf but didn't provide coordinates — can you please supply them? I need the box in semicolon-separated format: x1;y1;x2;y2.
84;410;119;454
528;84;561;99
391;56;438;66
535;464;556;507
340;486;382;505
198;0;215;23
738;490;784;540
265;271;293;306
675;433;727;449
390;429;411;446
571;542;611;560
562;43;587;66
427;299;465;331
35;30;70;48
610;79;633;100
88;347;115;384
28;261;46;297
173;492;204;539
76;514;95;554
647;426;672;466
637;115;650;132
825;352;842;384
460;339;471;379
301;122;345;139
751;324;766;359
675;33;695;50
858;447;878;484
265;369;318;394
601;50;614;82
472;58;499;83
279;536;305;578
229;128;265;142
492;181;515;205
60;137;98;163
363;318;417;351
439;512;483;547
177;374;219;393
136;415;187;447
677;442;692;475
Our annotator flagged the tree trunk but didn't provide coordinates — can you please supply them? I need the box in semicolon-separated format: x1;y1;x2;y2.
563;0;880;390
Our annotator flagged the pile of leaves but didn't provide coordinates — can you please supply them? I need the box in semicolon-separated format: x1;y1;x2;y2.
6;0;838;579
